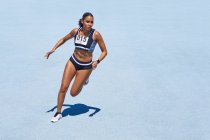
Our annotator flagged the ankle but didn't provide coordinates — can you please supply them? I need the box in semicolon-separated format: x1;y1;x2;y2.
54;112;61;117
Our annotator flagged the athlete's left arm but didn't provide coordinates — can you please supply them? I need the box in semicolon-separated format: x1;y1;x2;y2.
92;31;107;70
95;31;108;62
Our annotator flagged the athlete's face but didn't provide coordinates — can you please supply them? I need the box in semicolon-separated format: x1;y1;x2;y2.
82;16;94;31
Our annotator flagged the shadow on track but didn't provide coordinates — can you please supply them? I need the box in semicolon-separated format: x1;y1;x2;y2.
46;103;101;117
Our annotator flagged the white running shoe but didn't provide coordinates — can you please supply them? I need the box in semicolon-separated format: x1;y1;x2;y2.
51;112;62;123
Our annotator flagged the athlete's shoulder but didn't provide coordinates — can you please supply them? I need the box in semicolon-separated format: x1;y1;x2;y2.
93;30;103;40
68;28;79;37
72;28;79;34
93;30;102;36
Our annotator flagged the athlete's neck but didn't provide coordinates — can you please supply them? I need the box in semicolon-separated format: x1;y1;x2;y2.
81;27;90;35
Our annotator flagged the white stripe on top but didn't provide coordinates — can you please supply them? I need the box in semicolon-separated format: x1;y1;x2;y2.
75;46;90;51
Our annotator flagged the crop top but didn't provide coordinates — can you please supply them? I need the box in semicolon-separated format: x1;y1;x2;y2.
74;27;97;53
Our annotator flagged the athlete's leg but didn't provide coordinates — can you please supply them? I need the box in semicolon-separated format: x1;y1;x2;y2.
70;69;92;97
56;60;76;113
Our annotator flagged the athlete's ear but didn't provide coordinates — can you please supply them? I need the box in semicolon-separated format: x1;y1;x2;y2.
81;19;84;24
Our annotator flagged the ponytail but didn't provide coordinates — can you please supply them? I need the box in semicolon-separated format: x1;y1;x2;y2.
78;19;83;27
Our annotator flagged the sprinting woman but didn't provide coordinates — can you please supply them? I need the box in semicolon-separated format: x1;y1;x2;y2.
45;12;107;122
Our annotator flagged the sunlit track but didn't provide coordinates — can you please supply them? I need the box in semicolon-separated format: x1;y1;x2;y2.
0;0;210;140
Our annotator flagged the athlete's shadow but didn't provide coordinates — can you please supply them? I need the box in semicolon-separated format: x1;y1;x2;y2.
46;103;101;117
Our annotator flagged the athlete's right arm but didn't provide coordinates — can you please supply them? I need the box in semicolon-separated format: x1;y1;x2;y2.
44;28;78;59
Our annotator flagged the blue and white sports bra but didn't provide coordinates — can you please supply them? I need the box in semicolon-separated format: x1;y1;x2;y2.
74;27;97;53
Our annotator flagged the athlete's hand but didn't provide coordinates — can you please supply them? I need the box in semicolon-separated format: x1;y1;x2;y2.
92;61;98;70
44;50;55;59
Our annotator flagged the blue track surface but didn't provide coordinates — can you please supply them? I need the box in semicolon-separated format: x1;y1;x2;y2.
1;0;210;139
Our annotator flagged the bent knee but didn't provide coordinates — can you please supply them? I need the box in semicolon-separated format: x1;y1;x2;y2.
70;88;81;97
70;92;78;97
70;93;77;97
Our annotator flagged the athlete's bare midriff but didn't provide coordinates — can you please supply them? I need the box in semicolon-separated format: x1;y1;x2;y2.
73;48;93;62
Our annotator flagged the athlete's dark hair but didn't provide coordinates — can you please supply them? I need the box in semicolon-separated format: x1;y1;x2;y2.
78;12;94;27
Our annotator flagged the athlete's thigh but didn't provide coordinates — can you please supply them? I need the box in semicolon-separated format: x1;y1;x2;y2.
61;60;77;86
71;69;92;90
